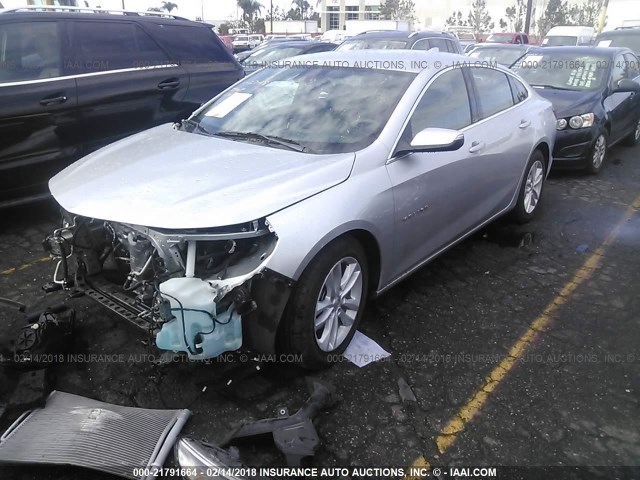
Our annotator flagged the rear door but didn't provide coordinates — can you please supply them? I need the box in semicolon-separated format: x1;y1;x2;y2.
147;23;244;109
0;19;79;204
70;19;189;153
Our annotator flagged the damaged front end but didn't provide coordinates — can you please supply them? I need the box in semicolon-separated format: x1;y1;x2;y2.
43;213;280;360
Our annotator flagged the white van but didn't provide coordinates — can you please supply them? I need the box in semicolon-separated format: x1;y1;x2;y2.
542;26;595;46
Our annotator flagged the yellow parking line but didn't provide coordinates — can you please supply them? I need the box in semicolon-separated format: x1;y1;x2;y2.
402;456;431;480
0;256;52;276
434;193;640;454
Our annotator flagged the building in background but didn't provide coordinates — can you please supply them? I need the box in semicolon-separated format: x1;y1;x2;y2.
320;0;633;34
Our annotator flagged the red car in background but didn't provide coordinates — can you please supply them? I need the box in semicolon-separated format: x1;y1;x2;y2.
218;34;234;51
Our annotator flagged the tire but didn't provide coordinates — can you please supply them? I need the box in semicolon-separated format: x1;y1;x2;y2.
586;131;608;175
279;236;369;370
622;118;640;147
510;150;546;224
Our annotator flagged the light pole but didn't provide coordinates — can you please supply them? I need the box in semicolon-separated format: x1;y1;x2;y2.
270;0;273;34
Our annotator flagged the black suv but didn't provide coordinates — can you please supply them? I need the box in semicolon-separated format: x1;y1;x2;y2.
595;27;640;56
336;30;463;54
0;7;244;208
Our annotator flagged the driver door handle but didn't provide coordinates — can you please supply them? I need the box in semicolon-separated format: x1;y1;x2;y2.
519;120;531;129
469;141;485;153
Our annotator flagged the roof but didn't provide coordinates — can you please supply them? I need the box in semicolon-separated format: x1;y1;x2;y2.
350;30;457;41
533;46;629;57
598;28;640;36
276;49;489;74
470;43;531;50
0;6;197;25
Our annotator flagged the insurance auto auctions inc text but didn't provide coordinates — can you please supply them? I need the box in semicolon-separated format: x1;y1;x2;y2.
218;466;497;477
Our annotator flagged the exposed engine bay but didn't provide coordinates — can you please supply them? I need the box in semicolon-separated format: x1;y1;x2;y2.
43;212;278;360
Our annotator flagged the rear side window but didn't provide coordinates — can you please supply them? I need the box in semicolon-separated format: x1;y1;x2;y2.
71;21;170;73
470;67;514;118
0;21;61;82
153;25;231;64
428;38;448;52
508;76;528;104
407;68;472;134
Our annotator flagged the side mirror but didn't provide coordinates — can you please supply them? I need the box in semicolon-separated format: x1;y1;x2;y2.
405;127;465;153
612;79;640;93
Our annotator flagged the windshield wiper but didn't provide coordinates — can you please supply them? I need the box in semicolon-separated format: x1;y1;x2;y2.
180;118;213;136
530;84;577;91
214;131;307;152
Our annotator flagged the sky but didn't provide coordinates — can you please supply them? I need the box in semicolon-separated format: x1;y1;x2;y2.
98;0;302;22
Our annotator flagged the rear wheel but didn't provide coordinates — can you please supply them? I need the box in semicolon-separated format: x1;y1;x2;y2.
586;132;607;174
279;237;368;370
622;118;640;147
510;150;545;224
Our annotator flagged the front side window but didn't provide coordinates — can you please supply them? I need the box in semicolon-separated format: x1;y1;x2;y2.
405;68;472;137
470;67;514;118
0;21;61;82
624;53;640;78
72;22;170;73
192;65;416;154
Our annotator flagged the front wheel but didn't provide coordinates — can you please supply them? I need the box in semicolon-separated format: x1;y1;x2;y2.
622;118;640;147
586;131;607;174
279;237;368;370
510;150;546;224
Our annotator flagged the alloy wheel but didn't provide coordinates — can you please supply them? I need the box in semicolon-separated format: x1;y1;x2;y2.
314;256;363;352
592;134;606;169
524;160;544;214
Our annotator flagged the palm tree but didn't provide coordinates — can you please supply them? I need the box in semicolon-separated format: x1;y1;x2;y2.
237;0;263;29
161;1;178;13
292;0;310;19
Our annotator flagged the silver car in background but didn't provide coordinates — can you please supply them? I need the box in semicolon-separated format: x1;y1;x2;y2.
45;51;556;369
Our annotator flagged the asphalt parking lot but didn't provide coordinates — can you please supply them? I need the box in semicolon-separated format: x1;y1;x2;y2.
0;141;639;479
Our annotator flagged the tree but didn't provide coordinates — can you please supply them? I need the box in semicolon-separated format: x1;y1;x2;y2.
569;0;602;27
285;7;302;20
266;5;286;21
467;0;494;40
503;0;526;31
445;10;467;26
237;0;263;29
292;0;310;19
379;0;415;20
536;0;570;37
161;1;178;13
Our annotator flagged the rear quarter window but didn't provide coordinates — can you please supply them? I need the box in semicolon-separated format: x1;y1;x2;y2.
152;24;234;65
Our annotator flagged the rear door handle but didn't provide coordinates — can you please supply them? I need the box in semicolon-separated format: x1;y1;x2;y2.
40;95;67;106
158;78;180;90
469;141;485;153
519;120;531;129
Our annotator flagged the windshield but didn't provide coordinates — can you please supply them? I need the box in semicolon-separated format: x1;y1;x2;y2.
597;34;640;55
513;52;609;90
486;33;514;43
337;39;408;50
543;35;578;46
242;46;306;65
191;65;416;154
469;47;527;65
234;36;249;42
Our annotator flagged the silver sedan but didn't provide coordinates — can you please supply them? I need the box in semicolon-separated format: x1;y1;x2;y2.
46;50;556;369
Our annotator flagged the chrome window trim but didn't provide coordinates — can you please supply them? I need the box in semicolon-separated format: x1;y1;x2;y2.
0;63;179;88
